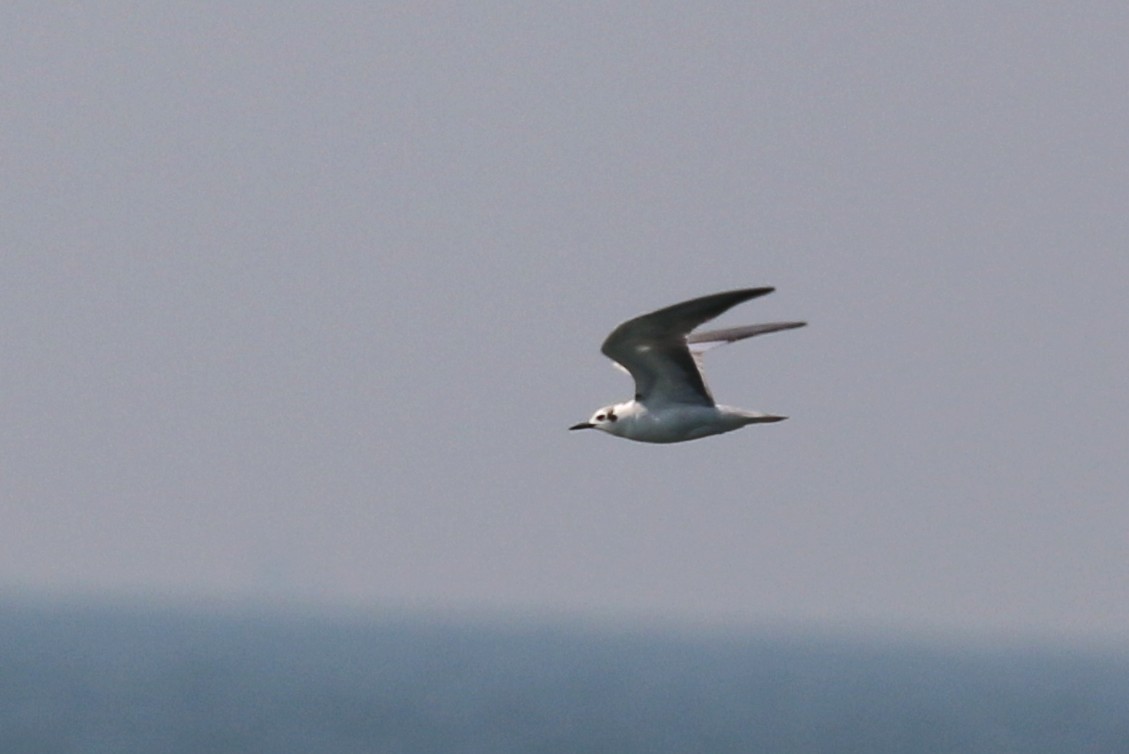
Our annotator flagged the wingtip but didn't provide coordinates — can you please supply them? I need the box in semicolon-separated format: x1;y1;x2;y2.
699;287;776;308
686;286;772;301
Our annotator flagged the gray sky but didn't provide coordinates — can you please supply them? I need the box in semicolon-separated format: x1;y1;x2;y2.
3;4;1128;644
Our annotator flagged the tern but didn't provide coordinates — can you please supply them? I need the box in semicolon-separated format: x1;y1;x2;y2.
570;287;805;443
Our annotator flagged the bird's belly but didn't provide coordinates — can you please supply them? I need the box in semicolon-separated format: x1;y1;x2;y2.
620;406;730;444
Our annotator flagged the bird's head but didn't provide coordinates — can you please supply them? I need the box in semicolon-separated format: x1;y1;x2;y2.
569;405;622;435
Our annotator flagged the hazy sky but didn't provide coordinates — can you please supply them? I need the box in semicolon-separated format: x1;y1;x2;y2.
3;4;1127;644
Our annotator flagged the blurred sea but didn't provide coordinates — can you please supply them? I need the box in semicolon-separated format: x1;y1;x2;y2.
2;598;1127;753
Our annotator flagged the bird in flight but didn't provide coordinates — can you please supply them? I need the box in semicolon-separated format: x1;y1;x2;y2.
570;288;805;443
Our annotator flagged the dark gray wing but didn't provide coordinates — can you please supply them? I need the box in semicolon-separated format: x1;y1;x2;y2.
600;288;775;407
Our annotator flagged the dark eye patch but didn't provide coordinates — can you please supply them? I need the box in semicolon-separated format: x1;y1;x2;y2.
607;412;617;422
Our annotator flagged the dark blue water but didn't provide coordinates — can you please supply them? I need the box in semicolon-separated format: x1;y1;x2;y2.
2;599;1127;753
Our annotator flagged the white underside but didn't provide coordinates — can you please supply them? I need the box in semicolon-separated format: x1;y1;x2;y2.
602;403;775;444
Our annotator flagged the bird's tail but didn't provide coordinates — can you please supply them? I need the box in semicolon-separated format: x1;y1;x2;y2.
718;407;788;425
740;412;787;424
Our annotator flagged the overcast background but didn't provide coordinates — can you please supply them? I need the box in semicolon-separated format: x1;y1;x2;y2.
3;3;1127;646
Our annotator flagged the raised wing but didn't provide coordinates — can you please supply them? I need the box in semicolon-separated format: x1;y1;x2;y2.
687;322;807;352
600;288;776;407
